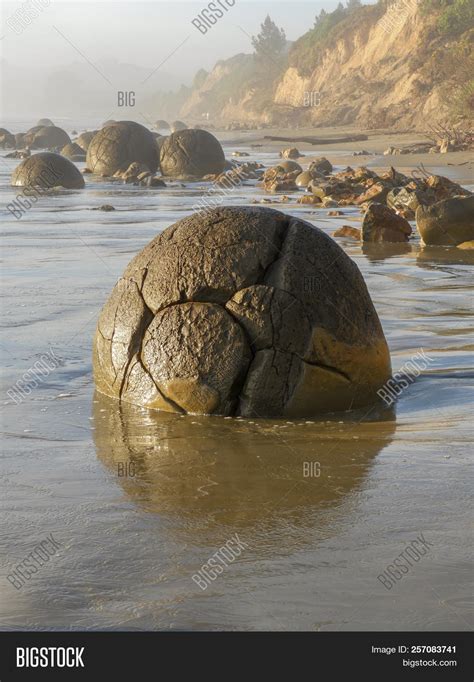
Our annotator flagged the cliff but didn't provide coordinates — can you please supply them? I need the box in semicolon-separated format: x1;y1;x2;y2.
169;0;473;131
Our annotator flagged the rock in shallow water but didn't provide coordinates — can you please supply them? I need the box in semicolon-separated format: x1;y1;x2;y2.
416;196;474;246
159;129;225;178
362;203;412;243
11;152;85;189
93;207;391;417
27;126;71;150
86;121;158;176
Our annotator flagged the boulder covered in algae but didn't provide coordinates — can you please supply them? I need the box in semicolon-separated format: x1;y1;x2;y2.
93;206;391;417
86;121;158;176
11;152;85;189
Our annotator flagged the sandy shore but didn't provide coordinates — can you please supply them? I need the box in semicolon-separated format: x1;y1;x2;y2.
218;126;474;186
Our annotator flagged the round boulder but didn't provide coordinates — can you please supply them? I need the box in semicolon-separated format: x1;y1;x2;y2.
155;119;169;129
159;129;225;178
61;142;86;161
277;159;302;174
75;130;98;152
37;118;54;127
295;170;317;187
86;121;158;176
93;206;391;417
15;133;27;148
170;119;187;132
0;128;15;149
28;126;71;150
416;196;474;246
12;152;85;189
309;157;333;175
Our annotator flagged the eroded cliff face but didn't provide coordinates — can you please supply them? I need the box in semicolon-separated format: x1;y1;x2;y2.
273;2;446;129
177;2;460;130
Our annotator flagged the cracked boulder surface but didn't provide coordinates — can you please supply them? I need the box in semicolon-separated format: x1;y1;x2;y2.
11;152;85;189
86;121;158;176
93;206;392;417
159;129;225;179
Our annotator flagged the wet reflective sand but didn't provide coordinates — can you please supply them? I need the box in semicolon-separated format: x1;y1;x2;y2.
0;136;473;630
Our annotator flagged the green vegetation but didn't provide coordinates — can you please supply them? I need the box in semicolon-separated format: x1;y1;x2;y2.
289;2;384;77
251;15;287;64
422;0;474;36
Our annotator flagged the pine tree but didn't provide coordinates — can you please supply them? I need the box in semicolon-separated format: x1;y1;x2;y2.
314;8;328;26
251;15;286;63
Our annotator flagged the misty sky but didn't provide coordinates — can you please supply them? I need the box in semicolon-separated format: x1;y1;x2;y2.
1;0;368;122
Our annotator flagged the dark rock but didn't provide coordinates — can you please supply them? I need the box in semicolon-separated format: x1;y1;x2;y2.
416;196;474;246
309;157;332;175
362;203;412;242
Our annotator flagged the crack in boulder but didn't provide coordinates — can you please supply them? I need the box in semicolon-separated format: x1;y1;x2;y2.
93;206;392;417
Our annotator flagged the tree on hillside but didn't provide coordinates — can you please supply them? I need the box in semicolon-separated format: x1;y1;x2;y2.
314;8;328;26
346;0;362;9
251;15;286;64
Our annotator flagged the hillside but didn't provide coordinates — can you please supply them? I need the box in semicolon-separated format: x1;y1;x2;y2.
166;0;473;130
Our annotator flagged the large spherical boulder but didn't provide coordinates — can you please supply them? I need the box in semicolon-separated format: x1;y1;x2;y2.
170;119;187;132
61;142;86;161
12;152;85;189
28;126;71;149
86;121;158;176
155;119;169;129
75;130;98;152
37;118;54;127
93;206;391;417
159;129;225;178
416;196;474;246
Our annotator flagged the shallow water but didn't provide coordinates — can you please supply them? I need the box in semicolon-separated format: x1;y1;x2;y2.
0;134;473;630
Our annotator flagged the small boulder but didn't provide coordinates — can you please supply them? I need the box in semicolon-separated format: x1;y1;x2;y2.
333;226;361;240
170;120;187;133
75;131;98;152
61;142;86;161
416;196;474;246
280;147;301;159
36;118;54;127
0;128;16;149
15;133;27;148
28;126;71;150
295;170;317;187
309;157;332;175
355;182;391;205
362;203;412;243
277;160;302;174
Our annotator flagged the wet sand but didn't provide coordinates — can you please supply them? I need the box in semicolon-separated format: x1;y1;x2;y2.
221;126;474;185
0;126;473;630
